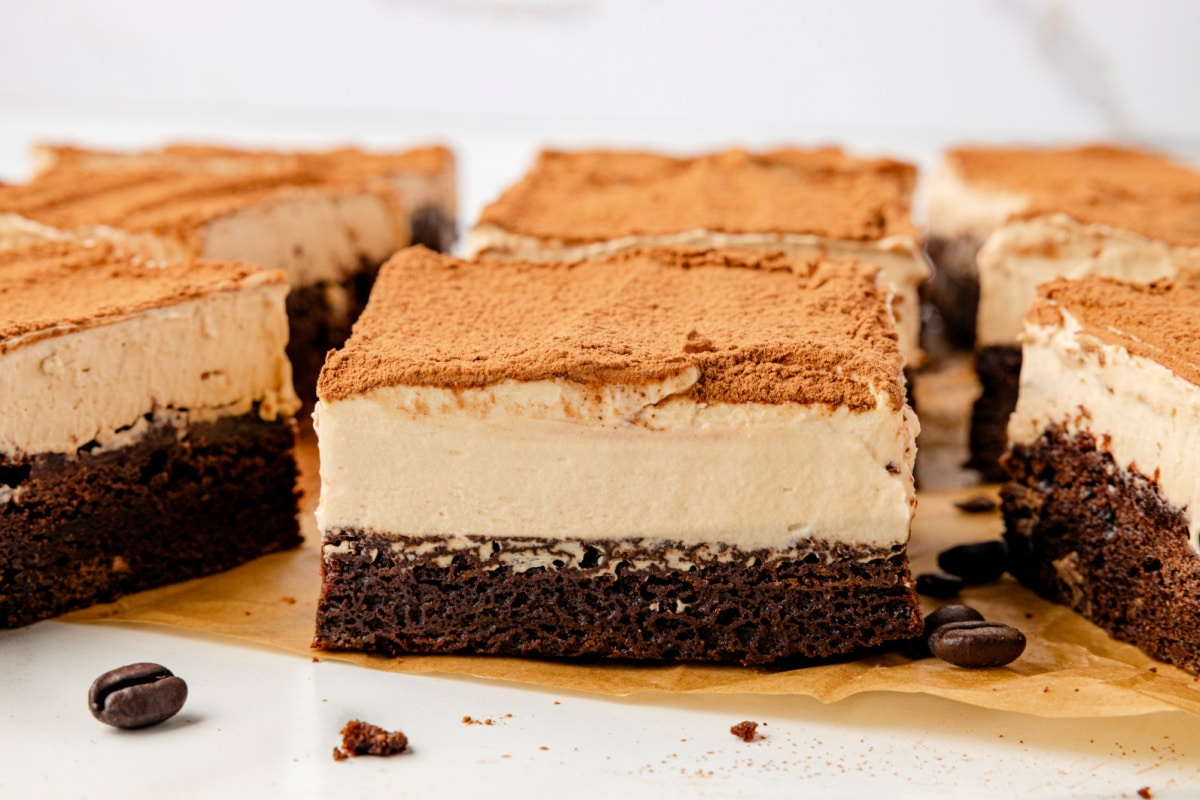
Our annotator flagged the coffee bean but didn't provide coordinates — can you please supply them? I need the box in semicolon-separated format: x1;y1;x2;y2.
88;663;188;729
923;604;985;638
954;495;997;514
937;540;1008;584
916;571;964;598
904;604;985;658
929;620;1026;668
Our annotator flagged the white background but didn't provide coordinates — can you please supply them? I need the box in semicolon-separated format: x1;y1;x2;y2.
3;2;1200;796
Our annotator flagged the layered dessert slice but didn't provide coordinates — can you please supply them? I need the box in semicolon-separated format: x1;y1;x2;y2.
313;246;922;665
926;144;1200;480
0;142;458;411
1;241;301;627
32;142;458;252
1003;276;1200;674
466;148;930;366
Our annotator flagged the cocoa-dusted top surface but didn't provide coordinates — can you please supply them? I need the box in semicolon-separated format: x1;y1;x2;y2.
36;142;454;180
477;148;918;243
948;144;1200;247
1030;276;1200;387
0;241;280;353
318;246;905;410
2;143;453;239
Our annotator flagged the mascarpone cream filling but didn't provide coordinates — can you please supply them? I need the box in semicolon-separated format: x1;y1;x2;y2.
0;284;299;457
201;191;409;288
466;225;929;366
924;161;1029;254
315;370;918;552
977;215;1200;347
1009;312;1200;550
1;190;409;290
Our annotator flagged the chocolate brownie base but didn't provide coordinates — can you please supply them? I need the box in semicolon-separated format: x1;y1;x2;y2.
410;204;456;253
286;259;382;420
314;532;922;666
1002;427;1200;674
0;414;300;628
924;234;983;350
968;345;1022;482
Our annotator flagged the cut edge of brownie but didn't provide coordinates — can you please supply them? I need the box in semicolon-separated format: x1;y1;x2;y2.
0;412;300;628
1002;425;1200;674
968;345;1023;482
313;530;922;666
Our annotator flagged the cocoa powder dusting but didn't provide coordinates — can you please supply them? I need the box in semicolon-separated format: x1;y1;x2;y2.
0;240;285;353
317;247;905;411
478;148;917;243
949;144;1200;248
1030;276;1200;389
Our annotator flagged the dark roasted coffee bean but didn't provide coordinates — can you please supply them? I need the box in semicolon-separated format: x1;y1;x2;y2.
954;495;997;514
923;604;985;639
937;540;1008;584
916;571;964;598
88;663;188;729
929;620;1026;668
904;604;985;658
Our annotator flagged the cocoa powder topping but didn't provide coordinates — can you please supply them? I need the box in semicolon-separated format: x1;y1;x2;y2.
478;148;918;243
1030;276;1200;387
949;144;1200;247
317;246;905;410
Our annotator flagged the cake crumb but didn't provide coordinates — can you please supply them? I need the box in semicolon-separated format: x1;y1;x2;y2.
333;720;409;760
312;657;320;663
280;596;297;605
1138;787;1152;799
730;721;759;743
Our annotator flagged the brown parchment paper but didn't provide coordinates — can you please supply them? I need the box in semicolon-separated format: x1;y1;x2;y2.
62;441;1200;718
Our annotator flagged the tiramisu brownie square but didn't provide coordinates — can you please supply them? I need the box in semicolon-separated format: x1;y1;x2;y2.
466;148;930;366
0;242;301;628
1003;277;1200;674
926;144;1200;479
313;246;922;665
0;143;457;409
32;142;458;252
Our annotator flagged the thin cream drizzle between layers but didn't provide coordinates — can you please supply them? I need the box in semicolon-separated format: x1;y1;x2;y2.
1010;311;1200;550
315;373;918;552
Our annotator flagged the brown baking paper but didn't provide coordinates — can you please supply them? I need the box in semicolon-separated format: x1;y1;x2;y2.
62;441;1200;718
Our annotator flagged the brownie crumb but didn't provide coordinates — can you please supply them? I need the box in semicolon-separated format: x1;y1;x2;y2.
333;720;409;760
954;495;997;514
730;721;759;743
1138;787;1152;799
281;596;297;605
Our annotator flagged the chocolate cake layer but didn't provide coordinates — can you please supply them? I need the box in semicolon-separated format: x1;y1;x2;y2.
314;532;922;666
409;204;456;253
1003;427;1200;674
0;414;300;628
968;345;1022;482
285;258;382;419
924;234;983;350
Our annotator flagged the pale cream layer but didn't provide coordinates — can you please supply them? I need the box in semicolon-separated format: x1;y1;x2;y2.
0;284;299;457
0;189;409;289
1010;312;1200;549
924;159;1029;256
977;214;1200;346
466;224;929;366
315;371;918;551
